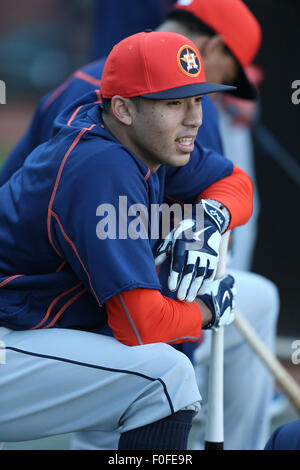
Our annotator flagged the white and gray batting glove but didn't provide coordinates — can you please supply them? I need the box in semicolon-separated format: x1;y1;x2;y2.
200;274;236;330
155;200;229;302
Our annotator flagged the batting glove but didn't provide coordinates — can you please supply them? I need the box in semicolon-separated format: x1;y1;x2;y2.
155;200;229;302
200;274;236;330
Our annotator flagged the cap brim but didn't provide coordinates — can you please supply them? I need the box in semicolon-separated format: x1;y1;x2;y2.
228;65;258;100
141;83;237;100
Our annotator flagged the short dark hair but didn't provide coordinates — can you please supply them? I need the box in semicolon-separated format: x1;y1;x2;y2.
166;9;238;61
165;9;216;37
101;96;144;115
101;97;111;114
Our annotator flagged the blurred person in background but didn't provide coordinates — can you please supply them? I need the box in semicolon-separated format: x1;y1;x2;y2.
215;65;265;272
90;0;175;59
264;419;300;450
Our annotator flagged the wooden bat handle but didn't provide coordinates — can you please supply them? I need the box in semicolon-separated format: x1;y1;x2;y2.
234;309;300;414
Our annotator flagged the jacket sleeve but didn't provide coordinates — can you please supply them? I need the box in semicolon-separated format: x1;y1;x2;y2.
105;287;202;346
197;164;254;230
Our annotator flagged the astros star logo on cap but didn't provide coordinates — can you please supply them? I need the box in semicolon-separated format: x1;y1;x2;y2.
177;45;201;77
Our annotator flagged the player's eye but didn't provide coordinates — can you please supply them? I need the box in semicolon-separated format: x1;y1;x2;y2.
167;100;182;106
195;95;203;102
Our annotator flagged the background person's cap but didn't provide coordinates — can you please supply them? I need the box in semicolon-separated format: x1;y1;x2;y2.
174;0;262;100
100;31;236;100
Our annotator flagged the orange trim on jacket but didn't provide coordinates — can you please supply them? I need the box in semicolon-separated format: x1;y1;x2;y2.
42;70;101;111
42;75;73;111
67;106;83;126
73;70;101;88
50;210;102;307
46;123;101;307
56;260;67;272
47;124;96;258
94;89;102;103
144;168;151;181
0;275;23;288
43;287;88;329
30;282;83;330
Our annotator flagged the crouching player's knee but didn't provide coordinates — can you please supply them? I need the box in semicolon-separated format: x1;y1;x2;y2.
146;342;201;413
119;344;201;450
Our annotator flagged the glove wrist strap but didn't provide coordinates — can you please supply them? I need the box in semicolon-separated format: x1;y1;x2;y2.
200;294;219;330
202;199;230;233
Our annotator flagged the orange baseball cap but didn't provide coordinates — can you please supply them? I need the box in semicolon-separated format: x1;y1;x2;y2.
174;0;262;99
100;31;236;100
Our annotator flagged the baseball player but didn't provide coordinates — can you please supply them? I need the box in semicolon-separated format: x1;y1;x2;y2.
0;31;247;450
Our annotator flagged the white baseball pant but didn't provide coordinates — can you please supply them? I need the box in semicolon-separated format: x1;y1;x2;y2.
0;326;201;448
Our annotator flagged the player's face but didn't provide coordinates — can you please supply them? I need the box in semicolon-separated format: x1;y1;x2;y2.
129;96;203;171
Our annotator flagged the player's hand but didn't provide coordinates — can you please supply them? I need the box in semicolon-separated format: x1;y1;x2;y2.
200;274;236;330
155;200;227;302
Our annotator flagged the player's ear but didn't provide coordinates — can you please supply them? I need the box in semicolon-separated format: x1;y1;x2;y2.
201;35;224;58
110;96;133;126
